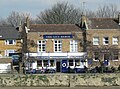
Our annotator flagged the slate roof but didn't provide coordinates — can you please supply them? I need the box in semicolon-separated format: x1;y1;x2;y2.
87;18;120;29
29;24;81;32
0;26;21;39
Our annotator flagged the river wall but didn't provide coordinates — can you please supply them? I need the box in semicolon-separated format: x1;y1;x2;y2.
0;73;120;87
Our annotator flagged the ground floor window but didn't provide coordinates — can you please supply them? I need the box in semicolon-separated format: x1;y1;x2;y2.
104;54;109;60
69;60;73;66
50;60;55;67
43;60;48;67
37;60;42;67
93;52;99;61
5;50;15;57
113;53;119;60
75;59;80;66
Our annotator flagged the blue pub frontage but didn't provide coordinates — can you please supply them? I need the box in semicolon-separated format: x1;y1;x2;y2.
25;52;87;73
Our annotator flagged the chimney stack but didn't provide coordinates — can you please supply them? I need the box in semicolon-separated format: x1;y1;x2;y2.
25;16;30;28
80;15;88;30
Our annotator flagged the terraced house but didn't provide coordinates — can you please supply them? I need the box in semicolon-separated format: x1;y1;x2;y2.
23;13;120;73
81;14;120;69
0;26;21;73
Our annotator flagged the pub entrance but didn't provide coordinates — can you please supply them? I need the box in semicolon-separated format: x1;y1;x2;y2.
56;61;61;72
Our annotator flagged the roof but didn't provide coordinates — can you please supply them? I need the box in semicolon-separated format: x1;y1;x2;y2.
29;24;81;32
0;26;21;39
87;18;120;29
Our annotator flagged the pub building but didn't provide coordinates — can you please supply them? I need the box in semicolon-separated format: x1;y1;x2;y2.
24;24;87;73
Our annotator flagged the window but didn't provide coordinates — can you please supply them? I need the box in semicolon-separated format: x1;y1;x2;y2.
93;52;99;61
43;60;48;67
75;60;80;66
93;37;99;45
69;60;73;66
5;40;16;45
70;40;78;52
37;60;42;67
112;37;118;45
103;37;109;45
113;53;119;61
50;60;54;67
5;50;15;57
54;40;62;52
38;40;46;52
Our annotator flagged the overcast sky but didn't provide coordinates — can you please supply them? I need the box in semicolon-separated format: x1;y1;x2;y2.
0;0;120;18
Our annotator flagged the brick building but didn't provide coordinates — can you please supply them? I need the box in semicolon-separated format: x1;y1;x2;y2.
81;14;120;68
24;24;87;73
0;26;21;73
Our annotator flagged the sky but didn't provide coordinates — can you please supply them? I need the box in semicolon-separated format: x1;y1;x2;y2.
0;0;120;19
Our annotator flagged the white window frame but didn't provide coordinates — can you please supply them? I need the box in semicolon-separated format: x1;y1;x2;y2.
70;40;78;52
103;37;109;45
5;50;15;57
5;39;16;45
112;37;119;45
54;40;62;52
93;37;99;45
38;40;46;52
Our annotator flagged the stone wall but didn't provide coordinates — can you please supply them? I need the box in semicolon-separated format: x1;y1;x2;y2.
0;74;120;87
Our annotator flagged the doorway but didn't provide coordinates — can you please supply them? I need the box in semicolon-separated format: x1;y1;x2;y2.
104;54;109;66
56;61;61;72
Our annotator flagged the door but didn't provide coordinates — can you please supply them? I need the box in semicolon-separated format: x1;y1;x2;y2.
56;61;60;72
104;54;109;66
62;60;67;73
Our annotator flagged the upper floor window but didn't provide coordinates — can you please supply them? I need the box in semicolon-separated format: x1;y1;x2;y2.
112;37;119;45
5;40;16;45
38;40;46;52
103;37;109;45
70;40;78;52
54;40;62;52
93;37;99;45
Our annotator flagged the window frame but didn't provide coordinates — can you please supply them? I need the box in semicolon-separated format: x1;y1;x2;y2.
93;37;99;45
112;37;119;45
54;40;62;52
103;37;109;45
75;59;80;66
69;59;74;66
5;50;15;57
113;52;119;61
38;40;46;52
5;39;16;45
70;40;78;52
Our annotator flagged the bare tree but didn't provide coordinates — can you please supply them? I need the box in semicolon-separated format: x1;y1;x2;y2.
36;2;82;24
7;11;31;27
96;4;119;18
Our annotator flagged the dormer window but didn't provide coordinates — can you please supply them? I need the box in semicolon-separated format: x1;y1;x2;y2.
5;39;16;45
